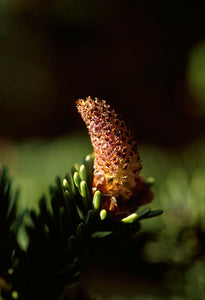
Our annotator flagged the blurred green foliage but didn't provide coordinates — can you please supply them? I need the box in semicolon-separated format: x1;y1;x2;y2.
141;140;205;300
0;133;92;211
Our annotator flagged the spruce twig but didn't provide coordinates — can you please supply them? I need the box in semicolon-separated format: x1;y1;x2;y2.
0;98;163;300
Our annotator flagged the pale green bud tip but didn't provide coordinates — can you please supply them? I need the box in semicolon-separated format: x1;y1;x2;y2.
100;209;107;220
93;190;101;210
79;164;86;181
85;153;94;161
74;163;80;171
73;172;81;189
80;180;86;194
80;180;89;198
63;179;68;188
12;291;18;299
85;154;91;161
146;177;155;186
121;213;138;223
8;268;14;275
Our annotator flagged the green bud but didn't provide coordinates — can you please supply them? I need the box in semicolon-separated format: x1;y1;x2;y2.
79;164;86;181
63;178;69;189
121;213;138;223
11;291;18;299
80;180;89;198
80;180;91;210
100;209;107;220
85;210;95;225
93;190;101;210
73;172;81;190
8;268;14;275
73;163;80;172
85;154;91;161
146;177;155;187
85;153;94;162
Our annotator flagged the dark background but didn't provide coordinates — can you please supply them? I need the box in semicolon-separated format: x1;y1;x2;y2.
1;0;205;145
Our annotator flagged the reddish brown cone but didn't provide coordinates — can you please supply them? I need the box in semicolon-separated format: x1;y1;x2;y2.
76;97;153;216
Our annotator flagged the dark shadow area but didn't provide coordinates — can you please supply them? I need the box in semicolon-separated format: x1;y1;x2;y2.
1;1;205;145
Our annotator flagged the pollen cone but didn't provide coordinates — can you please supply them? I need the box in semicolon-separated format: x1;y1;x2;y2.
76;97;153;216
